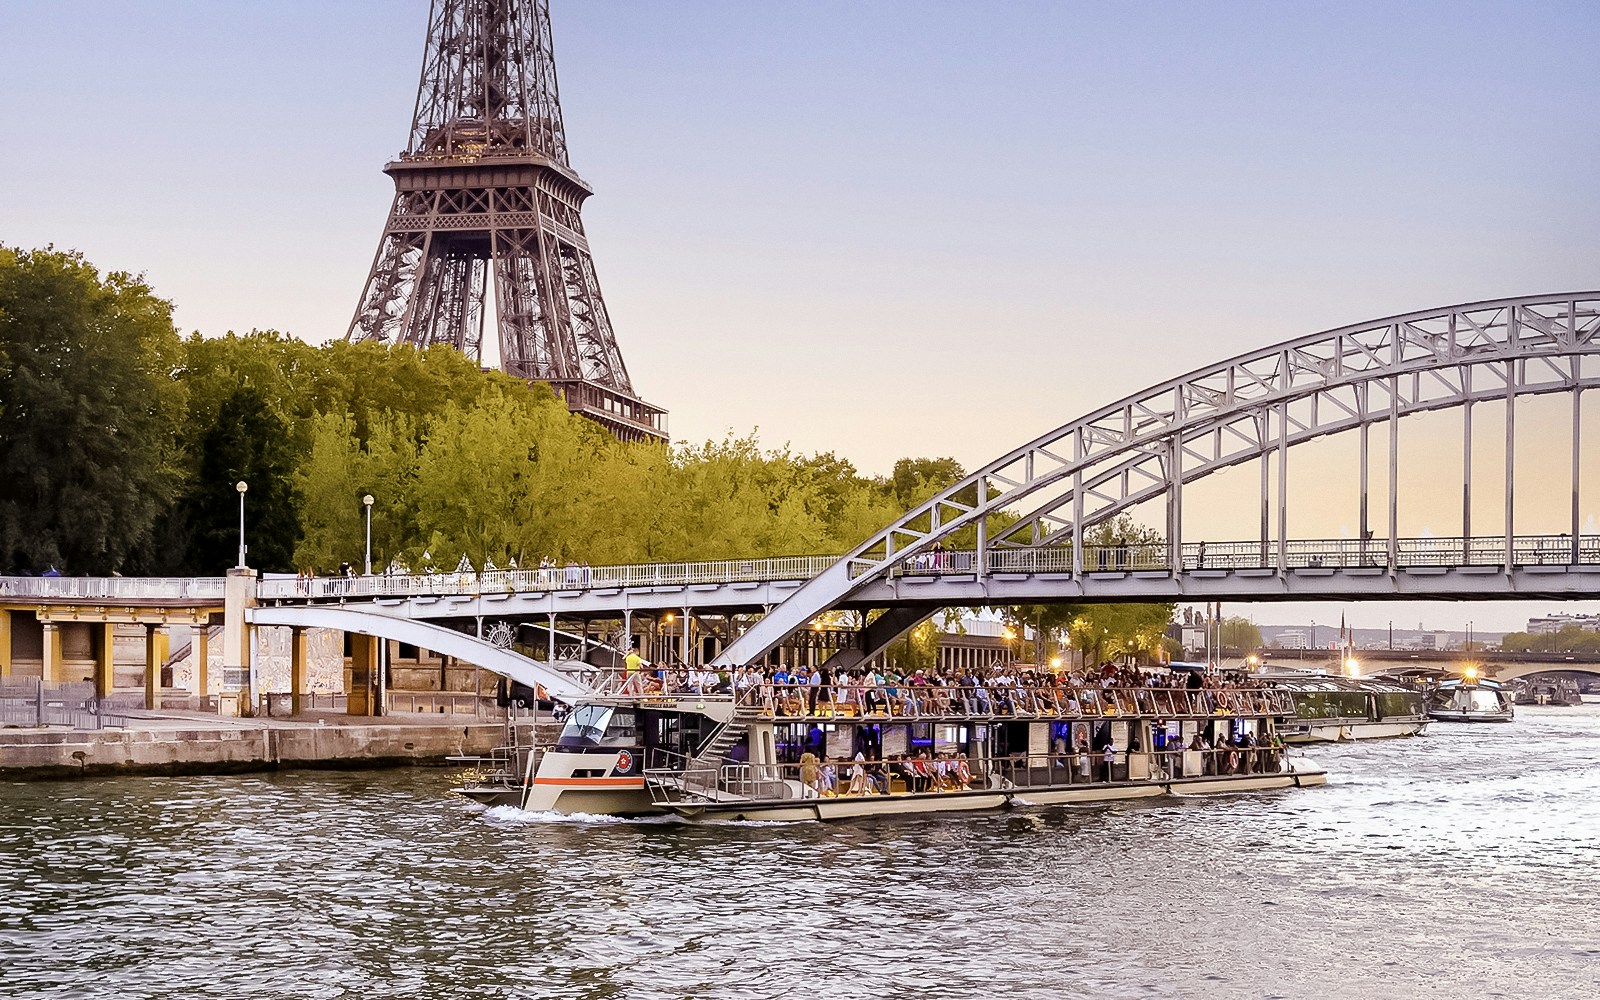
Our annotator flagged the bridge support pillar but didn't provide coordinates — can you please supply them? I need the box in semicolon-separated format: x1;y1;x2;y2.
222;568;258;716
93;622;116;699
194;625;211;701
290;628;309;715
40;622;61;684
144;625;169;711
347;633;379;716
0;609;11;679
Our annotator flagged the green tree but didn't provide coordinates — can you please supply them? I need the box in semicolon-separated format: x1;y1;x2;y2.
1067;602;1177;666
890;456;966;508
185;387;302;572
294;411;422;573
882;617;941;675
0;246;185;573
1000;603;1084;664
1218;616;1263;650
1499;626;1600;654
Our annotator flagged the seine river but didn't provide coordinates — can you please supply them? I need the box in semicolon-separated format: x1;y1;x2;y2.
3;702;1598;1000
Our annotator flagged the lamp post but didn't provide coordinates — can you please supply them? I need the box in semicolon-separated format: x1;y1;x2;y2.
235;481;248;568
362;494;375;575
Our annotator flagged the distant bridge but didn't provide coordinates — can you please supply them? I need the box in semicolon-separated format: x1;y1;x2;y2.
1252;646;1600;681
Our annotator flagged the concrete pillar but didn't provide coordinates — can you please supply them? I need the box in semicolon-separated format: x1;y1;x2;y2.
0;609;12;678
41;622;62;684
221;568;257;716
347;632;378;716
194;625;211;700
144;625;169;710
290;627;309;715
94;622;116;698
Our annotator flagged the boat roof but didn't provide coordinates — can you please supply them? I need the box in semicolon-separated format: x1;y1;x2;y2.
1266;675;1415;694
1436;678;1503;690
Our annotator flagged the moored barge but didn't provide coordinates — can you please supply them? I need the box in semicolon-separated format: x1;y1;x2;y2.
1269;675;1430;743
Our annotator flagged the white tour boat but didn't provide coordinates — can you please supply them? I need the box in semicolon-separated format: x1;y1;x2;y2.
455;668;1328;821
1427;674;1515;723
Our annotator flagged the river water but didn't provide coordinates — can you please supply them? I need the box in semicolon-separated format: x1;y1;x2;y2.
3;703;1598;1000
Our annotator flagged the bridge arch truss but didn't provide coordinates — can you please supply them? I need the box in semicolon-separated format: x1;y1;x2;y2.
717;292;1600;665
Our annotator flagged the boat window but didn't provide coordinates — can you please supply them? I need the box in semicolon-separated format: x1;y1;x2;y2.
605;708;637;741
1469;690;1503;713
772;722;818;764
556;705;613;747
1372;692;1422;719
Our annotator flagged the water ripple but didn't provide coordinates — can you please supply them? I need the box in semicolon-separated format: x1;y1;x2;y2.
2;704;1598;999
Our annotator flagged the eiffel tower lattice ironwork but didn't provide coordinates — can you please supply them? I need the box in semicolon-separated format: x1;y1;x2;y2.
347;0;666;442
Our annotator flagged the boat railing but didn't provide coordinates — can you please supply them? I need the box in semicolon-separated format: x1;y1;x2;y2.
449;741;538;790
675;745;1308;805
643;746;725;806
731;682;1293;720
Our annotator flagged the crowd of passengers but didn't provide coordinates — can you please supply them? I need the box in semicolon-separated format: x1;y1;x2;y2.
797;750;976;797
785;727;1287;798
624;660;1281;717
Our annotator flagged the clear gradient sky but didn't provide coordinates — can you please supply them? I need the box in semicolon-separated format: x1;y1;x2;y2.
3;1;1598;632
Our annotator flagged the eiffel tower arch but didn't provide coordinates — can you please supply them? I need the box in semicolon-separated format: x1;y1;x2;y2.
347;0;667;442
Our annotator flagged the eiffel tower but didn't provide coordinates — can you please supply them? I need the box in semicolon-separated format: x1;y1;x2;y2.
347;0;666;442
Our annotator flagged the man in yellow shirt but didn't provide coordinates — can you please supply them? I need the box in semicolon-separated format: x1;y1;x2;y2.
623;646;644;693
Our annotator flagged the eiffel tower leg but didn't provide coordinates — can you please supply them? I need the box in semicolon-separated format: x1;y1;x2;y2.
395;229;448;351
349;198;427;344
492;227;567;382
401;250;485;361
429;254;489;362
558;244;634;393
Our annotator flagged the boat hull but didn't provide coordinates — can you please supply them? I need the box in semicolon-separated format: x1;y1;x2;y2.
662;769;1328;822
1425;710;1514;723
1280;719;1429;743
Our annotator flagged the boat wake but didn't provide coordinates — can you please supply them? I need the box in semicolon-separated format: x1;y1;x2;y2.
478;805;682;827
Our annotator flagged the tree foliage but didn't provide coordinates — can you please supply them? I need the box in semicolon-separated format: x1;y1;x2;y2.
993;515;1175;667
0;247;185;573
186;387;302;573
1499;626;1600;654
1218;615;1264;650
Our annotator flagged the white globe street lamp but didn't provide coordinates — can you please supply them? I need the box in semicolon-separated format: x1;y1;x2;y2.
235;481;248;568
362;494;375;576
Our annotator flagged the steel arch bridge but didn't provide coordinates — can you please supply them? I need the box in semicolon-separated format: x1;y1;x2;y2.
716;292;1600;667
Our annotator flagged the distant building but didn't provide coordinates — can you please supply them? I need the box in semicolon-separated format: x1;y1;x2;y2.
1526;613;1600;635
1274;629;1309;650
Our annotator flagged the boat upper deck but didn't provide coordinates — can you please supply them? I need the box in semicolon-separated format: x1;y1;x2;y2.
597;664;1295;721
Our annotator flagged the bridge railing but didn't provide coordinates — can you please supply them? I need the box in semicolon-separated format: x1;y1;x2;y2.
0;577;227;601
256;555;842;601
921;534;1600;576
144;531;1600;606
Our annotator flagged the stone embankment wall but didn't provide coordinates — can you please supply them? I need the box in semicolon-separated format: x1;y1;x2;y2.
0;721;560;780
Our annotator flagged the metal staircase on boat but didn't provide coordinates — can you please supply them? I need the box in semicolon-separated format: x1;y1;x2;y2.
645;705;760;806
